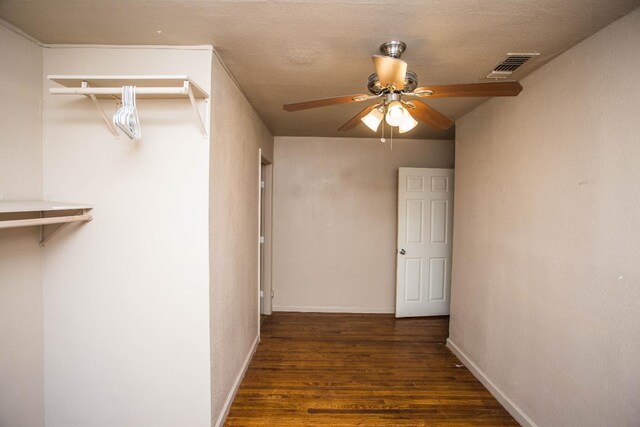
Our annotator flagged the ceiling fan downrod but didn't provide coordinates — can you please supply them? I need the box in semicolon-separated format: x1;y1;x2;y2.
379;40;406;59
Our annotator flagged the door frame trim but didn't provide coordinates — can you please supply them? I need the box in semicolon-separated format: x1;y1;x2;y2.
258;149;274;339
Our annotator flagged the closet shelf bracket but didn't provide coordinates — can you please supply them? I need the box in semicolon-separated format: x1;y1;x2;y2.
39;209;92;246
83;82;119;136
187;82;208;136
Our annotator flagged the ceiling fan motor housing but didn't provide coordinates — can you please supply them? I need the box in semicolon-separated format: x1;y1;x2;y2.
402;71;418;92
367;71;418;95
368;41;416;95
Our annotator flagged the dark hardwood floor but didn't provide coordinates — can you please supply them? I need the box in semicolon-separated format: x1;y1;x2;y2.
226;312;517;426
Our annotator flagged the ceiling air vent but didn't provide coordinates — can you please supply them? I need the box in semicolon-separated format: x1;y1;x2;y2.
485;53;539;79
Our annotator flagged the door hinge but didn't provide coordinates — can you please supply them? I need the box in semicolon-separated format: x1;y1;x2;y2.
259;235;265;244
260;180;265;188
270;290;274;298
260;290;264;298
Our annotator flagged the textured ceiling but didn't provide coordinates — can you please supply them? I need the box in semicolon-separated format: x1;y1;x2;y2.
2;0;639;139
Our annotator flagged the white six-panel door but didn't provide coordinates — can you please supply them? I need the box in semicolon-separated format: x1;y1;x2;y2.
396;168;454;317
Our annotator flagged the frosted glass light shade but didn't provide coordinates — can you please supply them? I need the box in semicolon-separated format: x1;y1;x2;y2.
385;101;405;127
398;110;418;133
361;107;384;131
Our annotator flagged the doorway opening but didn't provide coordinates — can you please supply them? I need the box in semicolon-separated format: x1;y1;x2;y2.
258;152;273;334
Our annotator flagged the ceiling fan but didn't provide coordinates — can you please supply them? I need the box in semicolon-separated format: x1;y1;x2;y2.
283;41;523;134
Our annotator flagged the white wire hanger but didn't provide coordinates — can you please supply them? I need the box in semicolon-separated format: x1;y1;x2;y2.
113;85;141;140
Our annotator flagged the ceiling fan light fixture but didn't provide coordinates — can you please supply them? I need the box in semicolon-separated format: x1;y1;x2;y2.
361;107;384;132
398;110;418;133
385;101;405;127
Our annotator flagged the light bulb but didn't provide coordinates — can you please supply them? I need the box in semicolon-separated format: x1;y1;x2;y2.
398;109;418;133
360;107;384;132
385;101;405;127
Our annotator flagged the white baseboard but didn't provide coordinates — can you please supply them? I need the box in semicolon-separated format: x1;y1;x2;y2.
446;338;537;427
214;333;259;427
272;305;395;314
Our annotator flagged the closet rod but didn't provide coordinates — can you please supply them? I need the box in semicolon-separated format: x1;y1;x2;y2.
0;213;92;230
50;86;189;96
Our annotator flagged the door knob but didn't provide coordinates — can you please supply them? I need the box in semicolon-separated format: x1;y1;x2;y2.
399;249;406;255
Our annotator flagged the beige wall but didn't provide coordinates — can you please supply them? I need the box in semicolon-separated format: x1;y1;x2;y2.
209;53;274;426
0;24;44;427
272;137;454;312
42;46;212;426
449;8;640;427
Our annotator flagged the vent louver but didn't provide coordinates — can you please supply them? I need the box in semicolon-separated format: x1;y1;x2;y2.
485;53;539;79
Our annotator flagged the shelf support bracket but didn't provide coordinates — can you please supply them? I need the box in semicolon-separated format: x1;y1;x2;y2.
39;211;44;243
83;81;119;136
39;209;92;247
186;81;208;137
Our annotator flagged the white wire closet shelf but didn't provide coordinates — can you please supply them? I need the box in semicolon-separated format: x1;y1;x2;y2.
0;200;93;246
48;75;210;136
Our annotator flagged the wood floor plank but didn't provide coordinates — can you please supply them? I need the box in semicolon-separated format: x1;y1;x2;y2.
225;313;517;426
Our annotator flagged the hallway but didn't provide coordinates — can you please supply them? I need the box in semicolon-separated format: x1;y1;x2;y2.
226;313;516;426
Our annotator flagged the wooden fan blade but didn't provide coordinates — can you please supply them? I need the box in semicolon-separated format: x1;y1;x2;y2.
409;100;454;130
338;105;376;131
372;55;407;89
283;94;371;112
413;82;522;98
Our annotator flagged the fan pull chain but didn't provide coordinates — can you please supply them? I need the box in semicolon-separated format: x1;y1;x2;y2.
380;118;386;143
390;126;393;151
